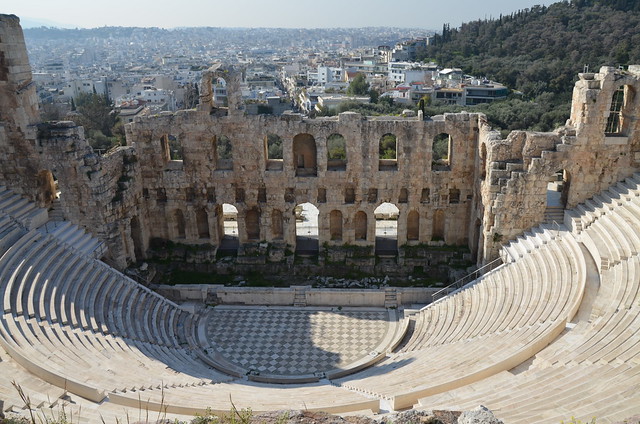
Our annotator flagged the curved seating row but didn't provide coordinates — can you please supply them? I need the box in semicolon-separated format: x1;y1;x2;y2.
416;173;640;423
329;220;586;410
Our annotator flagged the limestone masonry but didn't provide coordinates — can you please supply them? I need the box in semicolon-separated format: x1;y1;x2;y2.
1;13;639;271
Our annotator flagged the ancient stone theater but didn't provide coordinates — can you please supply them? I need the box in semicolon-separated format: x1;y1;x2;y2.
1;13;640;423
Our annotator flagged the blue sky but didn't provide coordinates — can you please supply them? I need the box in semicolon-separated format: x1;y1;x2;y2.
9;0;555;29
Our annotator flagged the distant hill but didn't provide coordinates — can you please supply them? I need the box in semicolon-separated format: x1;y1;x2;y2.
418;0;640;100
19;17;75;29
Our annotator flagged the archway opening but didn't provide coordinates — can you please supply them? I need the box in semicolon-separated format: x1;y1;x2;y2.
379;133;397;171
546;169;570;222
432;132;452;171
293;133;317;176
374;202;399;256
213;77;227;107
327;133;347;171
219;203;239;253
295;202;319;255
265;133;283;170
216;135;233;170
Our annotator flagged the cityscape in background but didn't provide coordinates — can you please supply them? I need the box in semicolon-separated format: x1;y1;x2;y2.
25;26;508;132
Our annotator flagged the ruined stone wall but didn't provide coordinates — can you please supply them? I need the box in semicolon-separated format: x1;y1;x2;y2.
124;106;480;265
0;15;50;204
4;14;640;272
478;66;640;261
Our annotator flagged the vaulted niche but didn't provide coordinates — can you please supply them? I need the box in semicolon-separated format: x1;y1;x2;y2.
245;208;260;241
407;210;420;241
329;210;343;241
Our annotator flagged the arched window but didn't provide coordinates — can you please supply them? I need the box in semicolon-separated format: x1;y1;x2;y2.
330;210;343;241
196;209;210;239
293;133;317;176
379;133;397;171
432;133;452;171
161;134;182;161
355;211;368;241
245;208;260;240
407;210;420;241
265;133;283;170
327;133;347;171
605;85;630;135
216;135;233;170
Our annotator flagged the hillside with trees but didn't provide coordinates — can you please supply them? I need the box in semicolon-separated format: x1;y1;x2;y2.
417;0;640;132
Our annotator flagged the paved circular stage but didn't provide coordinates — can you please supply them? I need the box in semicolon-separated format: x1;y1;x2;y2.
199;306;402;381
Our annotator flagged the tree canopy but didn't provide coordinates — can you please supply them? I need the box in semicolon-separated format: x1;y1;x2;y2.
346;73;370;96
414;0;640;132
74;92;121;151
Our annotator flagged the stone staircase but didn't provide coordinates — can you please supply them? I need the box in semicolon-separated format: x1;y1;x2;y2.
544;206;565;223
293;286;307;307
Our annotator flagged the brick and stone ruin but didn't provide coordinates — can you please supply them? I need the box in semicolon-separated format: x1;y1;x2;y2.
3;13;640;423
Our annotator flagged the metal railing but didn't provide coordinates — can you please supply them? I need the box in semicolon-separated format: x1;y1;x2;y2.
430;257;504;304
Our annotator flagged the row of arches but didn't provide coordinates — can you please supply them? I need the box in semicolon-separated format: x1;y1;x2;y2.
137;203;450;257
160;132;453;174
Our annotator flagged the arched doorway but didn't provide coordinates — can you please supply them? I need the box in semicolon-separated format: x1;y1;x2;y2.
327;133;347;171
545;169;570;223
219;203;239;254
432;132;452;171
295;202;319;254
374;202;399;255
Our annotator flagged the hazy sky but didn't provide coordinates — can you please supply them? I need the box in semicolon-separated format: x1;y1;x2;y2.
8;0;555;29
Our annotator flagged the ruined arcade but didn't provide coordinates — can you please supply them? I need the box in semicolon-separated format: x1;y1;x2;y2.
5;14;640;422
2;11;639;274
